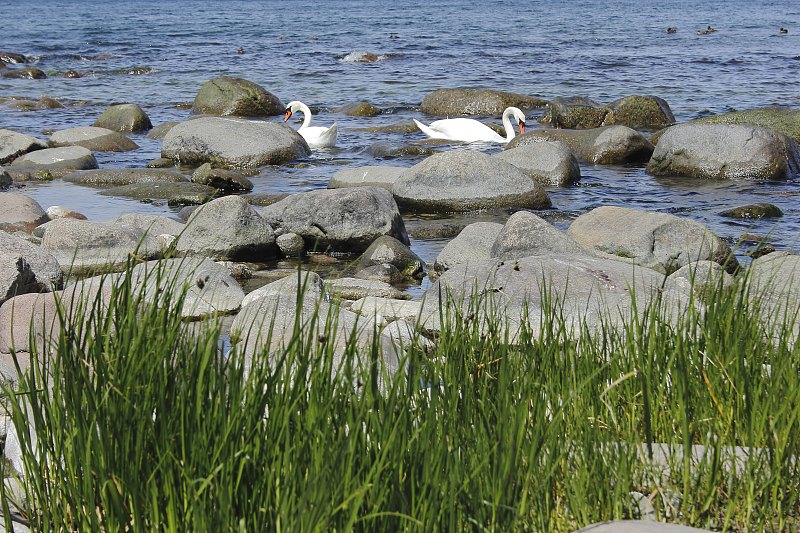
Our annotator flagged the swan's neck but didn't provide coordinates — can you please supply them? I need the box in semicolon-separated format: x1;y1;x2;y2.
501;108;516;142
297;102;313;130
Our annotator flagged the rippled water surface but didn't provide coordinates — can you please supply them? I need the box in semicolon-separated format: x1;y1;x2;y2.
2;0;800;288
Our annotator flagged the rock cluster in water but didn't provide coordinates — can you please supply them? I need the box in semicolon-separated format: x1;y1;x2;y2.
2;74;800;509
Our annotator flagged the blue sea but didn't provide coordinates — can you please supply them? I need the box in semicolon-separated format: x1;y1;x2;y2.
2;0;800;273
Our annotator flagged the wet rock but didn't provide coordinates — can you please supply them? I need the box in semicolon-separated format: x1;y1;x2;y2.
45;206;87;221
604;95;676;130
691;106;800;143
39;214;184;273
276;232;304;257
147;157;178;168
175;195;277;261
329;165;406;190
418;254;666;339
351;121;420;133
407;221;467;240
648;124;800;180
129;257;244;319
420;87;548;116
491;211;587;260
0;170;10;186
540;96;609;129
93;103;153;132
325;277;410;301
495;140;580;186
568;206;737;275
434;222;503;273
260;187;409;253
0;193;49;234
191;162;254;192
335;101;382;116
392;151;551;213
357;235;425;279
99;181;216;206
10;146;98;171
147;121;179;140
1;67;46;79
508;126;654;165
0;129;47;164
64;69;81;78
161;116;310;168
0;51;28;64
242;192;290;206
367;142;437;159
48;126;139;152
191;76;284;117
63;168;187;186
37;97;64;109
0;231;64;305
719;202;783;219
350;296;423;322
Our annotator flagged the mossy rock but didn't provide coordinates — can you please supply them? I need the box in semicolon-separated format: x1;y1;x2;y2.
720;203;783;219
539;97;609;129
692;106;800;143
93;103;153;132
335;101;382;117
191;76;284;117
604;95;676;130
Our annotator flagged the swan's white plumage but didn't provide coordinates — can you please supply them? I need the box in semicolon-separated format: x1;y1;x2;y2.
413;107;526;144
284;100;338;148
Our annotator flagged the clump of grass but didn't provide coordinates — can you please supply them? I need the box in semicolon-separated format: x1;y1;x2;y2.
1;259;798;531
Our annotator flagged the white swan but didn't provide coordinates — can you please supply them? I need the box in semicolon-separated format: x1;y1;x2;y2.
413;106;526;144
283;100;338;148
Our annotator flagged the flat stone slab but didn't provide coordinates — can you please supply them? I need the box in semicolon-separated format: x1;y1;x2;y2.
98;181;216;205
161;117;310;168
325;278;410;301
63;168;187;186
48;126;139;152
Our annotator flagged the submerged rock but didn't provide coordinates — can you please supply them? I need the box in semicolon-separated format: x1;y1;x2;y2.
719;203;783;219
63;168;187;186
99;181;216;206
647;123;800;180
392;151;551;213
161;117;310;168
335;101;382;116
329;165;406;190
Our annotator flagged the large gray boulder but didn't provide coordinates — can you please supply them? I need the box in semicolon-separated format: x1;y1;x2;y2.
191;76;284;117
0;129;46;164
0;231;63;305
356;235;425;279
420;87;548;116
328;166;406;190
48;126;139;152
0;193;49;234
93;103;152;132
129;257;244;319
260;187;409;253
495;140;580;186
646;123;800;180
161;117;310;168
490;210;587;260
507;126;654;165
392;151;551;213
434;222;504;273
176;195;277;261
568;206;737;275
40;214;184;273
10;146;98;171
418;254;666;339
63;168;187;186
746;251;800;346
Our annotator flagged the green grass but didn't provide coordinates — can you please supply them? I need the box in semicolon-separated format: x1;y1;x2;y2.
1;259;799;531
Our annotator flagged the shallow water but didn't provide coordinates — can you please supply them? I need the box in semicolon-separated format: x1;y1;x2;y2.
2;0;800;297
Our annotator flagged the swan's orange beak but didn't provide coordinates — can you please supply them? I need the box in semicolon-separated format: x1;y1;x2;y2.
519;121;525;135
283;109;292;122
